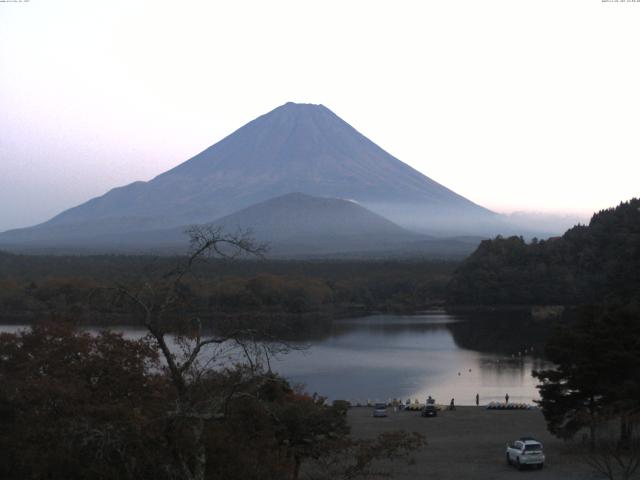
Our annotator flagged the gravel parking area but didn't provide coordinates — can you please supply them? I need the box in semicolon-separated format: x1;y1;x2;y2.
347;406;601;480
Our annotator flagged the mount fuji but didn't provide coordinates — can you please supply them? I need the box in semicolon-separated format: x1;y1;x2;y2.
0;102;502;253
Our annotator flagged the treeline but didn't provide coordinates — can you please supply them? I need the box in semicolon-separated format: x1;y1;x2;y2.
0;254;456;328
447;198;640;306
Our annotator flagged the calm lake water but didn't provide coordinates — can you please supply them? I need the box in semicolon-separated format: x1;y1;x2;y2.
0;310;550;406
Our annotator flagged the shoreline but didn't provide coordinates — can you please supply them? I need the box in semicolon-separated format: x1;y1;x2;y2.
0;303;562;327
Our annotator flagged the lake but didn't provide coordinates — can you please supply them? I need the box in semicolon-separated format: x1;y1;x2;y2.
0;310;550;406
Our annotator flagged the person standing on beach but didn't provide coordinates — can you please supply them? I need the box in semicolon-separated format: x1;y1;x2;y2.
449;398;455;410
475;393;479;406
505;393;509;404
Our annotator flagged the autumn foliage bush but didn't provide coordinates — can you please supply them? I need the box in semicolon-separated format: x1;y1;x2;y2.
0;322;424;480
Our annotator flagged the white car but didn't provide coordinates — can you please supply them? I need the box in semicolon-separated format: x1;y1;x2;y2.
506;437;545;470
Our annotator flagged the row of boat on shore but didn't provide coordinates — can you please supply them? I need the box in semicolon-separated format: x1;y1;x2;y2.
342;399;534;410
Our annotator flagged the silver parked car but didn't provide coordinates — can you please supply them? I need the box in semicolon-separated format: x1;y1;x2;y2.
373;403;388;417
506;437;545;470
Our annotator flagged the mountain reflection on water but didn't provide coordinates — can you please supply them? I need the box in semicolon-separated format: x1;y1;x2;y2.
269;310;553;405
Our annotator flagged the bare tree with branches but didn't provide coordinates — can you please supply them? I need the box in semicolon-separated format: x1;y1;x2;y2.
112;225;426;480
577;414;640;480
581;439;640;480
116;225;288;480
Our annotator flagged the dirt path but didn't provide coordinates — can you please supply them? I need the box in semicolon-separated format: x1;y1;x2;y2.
347;406;601;479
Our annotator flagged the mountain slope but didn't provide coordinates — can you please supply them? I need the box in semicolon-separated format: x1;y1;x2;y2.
0;102;499;246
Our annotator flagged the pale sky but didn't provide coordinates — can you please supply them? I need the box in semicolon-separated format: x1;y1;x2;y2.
1;0;639;232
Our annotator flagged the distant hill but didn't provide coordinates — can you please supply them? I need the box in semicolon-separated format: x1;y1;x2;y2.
102;192;423;253
446;198;640;305
209;193;484;257
213;192;412;241
0;102;503;251
210;192;438;255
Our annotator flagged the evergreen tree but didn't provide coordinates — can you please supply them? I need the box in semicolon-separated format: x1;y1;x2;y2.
533;304;640;446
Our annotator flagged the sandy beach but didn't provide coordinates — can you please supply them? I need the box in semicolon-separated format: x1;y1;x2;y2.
347;406;601;480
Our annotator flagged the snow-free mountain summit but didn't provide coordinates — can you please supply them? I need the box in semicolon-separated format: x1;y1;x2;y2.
0;102;499;250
